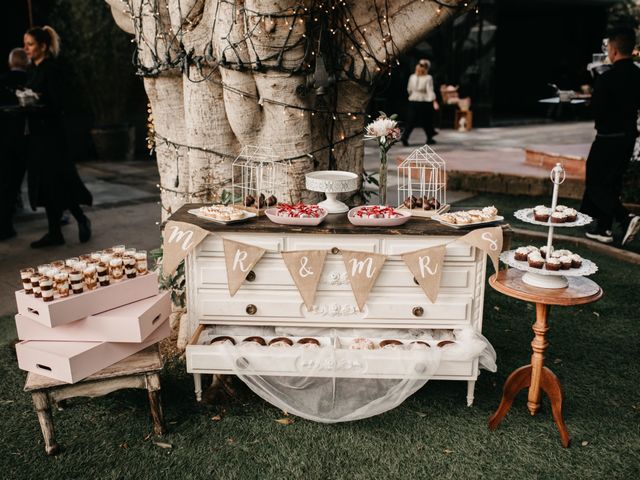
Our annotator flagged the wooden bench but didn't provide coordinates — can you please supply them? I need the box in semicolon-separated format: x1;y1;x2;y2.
24;345;166;455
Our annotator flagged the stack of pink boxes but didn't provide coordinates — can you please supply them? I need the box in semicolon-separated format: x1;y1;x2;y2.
13;248;171;383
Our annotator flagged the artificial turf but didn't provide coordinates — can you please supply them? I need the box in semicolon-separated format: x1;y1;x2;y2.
0;242;638;479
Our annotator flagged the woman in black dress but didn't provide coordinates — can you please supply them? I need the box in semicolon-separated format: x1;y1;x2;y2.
23;26;92;248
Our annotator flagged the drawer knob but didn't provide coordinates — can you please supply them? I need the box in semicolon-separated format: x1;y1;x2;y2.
246;270;256;282
331;247;340;255
412;306;424;317
246;304;257;315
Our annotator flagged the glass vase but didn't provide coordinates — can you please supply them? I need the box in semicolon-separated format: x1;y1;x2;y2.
378;148;388;206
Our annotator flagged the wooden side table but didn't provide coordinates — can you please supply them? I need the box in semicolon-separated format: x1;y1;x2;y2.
487;269;602;447
24;345;166;455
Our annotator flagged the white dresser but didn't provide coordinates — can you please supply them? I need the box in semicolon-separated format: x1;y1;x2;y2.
176;206;497;407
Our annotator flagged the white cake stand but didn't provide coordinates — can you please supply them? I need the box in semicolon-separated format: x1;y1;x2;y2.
306;171;359;213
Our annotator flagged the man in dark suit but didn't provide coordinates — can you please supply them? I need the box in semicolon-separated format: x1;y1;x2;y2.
0;48;29;240
581;27;640;245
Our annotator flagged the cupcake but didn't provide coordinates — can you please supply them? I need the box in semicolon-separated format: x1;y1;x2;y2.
515;247;531;261
559;256;572;270
540;246;552;259
409;341;431;350
534;207;551;222
555;205;568;212
349;338;375;350
268;337;294;347
570;254;583;268
564;208;577;222
210;336;236;346
379;339;404;349
550;212;566;224
297;337;321;348
528;252;544;269
545;257;561;271
242;336;266;346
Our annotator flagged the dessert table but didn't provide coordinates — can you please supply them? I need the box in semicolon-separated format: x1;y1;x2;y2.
168;204;511;411
487;269;603;447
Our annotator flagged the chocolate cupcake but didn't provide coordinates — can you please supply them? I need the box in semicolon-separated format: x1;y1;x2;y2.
268;337;294;347
570;254;583;268
528;253;544;269
545;258;561;271
379;339;404;349
550;212;566;224
564;208;577;222
242;336;266;346
559;256;572;270
514;247;530;261
210;336;236;346
534;207;550;222
540;246;551;259
297;337;321;348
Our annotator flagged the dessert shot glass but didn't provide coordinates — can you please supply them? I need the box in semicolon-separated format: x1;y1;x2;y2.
110;257;124;282
54;271;70;298
69;268;84;294
37;264;52;275
31;273;41;298
112;245;126;257
83;264;98;291
51;259;65;270
40;272;55;302
135;250;148;275
65;257;79;267
20;267;35;294
97;260;110;287
124;254;137;279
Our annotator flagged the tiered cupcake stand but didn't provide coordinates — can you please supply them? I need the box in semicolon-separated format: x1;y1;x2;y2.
500;163;598;289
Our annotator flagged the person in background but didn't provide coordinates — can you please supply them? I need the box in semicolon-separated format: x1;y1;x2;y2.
401;59;439;146
0;48;29;240
581;27;640;246
23;25;92;248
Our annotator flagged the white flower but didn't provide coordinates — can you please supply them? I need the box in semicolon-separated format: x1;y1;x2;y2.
365;117;398;139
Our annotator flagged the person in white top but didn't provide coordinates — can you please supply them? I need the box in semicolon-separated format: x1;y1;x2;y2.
401;59;439;146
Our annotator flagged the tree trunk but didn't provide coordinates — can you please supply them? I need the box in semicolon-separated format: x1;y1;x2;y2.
107;0;470;348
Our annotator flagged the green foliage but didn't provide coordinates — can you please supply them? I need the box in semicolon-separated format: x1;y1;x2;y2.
150;247;186;308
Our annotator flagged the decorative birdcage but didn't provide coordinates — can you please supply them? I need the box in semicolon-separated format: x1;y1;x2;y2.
397;145;448;217
231;146;292;214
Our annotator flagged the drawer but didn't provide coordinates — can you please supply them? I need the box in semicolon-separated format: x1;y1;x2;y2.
195;258;475;294
287;235;379;253
382;238;476;261
195;289;473;328
198;234;285;255
186;334;477;379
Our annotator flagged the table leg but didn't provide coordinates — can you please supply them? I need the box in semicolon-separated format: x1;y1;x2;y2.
466;380;476;407
528;303;549;416
194;373;203;402
32;391;60;455
540;366;570;447
488;365;531;430
146;373;166;436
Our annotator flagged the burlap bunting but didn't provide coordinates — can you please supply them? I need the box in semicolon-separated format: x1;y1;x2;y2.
162;221;209;276
341;250;387;311
281;250;328;309
401;245;447;303
223;239;267;296
458;226;503;273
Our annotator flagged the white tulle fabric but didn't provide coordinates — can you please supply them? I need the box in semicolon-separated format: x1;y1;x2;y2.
208;326;496;423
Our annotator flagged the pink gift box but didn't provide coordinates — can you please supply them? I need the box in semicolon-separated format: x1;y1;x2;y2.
15;272;159;328
15;291;171;343
15;319;170;384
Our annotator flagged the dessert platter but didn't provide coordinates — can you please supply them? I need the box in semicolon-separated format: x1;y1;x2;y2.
432;206;503;229
305;170;359;214
188;204;257;224
500;163;598;288
347;205;412;226
514;204;592;227
265;202;328;226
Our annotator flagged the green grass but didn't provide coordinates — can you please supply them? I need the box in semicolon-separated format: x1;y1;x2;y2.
1;244;639;479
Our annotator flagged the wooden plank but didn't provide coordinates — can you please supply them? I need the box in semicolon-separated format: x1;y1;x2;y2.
169;204;513;238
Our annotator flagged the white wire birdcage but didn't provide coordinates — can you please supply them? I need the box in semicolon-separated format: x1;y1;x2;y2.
397;145;447;216
231;146;292;213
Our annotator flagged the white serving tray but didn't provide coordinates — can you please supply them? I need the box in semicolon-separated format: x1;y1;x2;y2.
514;208;592;227
347;207;412;227
432;214;504;229
188;208;257;225
264;207;328;226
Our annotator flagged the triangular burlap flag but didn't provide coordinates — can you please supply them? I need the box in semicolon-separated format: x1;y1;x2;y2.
341;250;387;311
401;245;447;303
459;226;503;273
223;239;267;296
162;221;209;276
282;250;328;310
